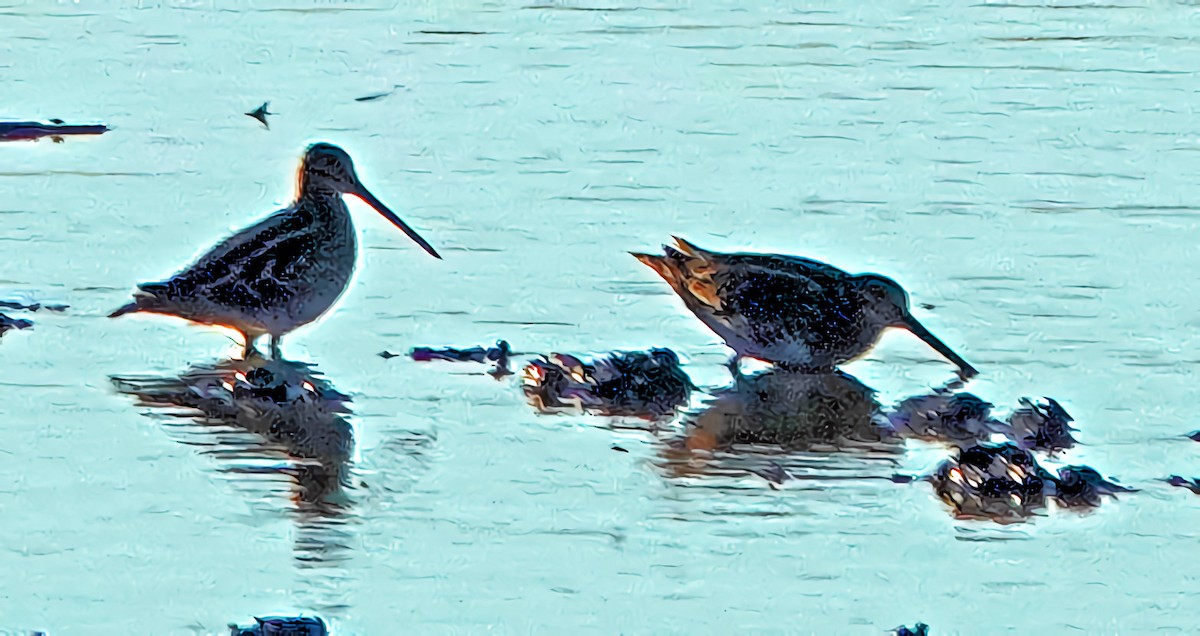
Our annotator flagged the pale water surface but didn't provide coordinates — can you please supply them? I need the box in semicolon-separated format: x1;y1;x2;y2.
1;0;1199;634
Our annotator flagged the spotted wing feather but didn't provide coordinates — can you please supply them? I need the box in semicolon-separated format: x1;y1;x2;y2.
135;206;331;314
705;254;868;355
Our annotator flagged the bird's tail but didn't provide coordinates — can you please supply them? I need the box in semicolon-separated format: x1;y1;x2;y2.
632;241;723;311
631;252;679;284
670;235;708;257
108;283;168;318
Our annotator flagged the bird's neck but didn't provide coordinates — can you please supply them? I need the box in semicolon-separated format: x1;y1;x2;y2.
296;186;350;224
295;165;347;200
298;183;343;206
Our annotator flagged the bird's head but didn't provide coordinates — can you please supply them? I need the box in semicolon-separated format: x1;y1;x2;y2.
855;273;977;380
297;142;440;259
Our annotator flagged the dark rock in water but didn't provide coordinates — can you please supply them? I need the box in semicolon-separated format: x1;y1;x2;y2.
889;391;1010;445
1009;397;1078;452
410;340;511;377
229;615;327;636
1164;476;1200;495
895;623;929;636
1046;466;1132;508
685;370;898;452
522;348;692;418
0;312;33;336
929;442;1049;522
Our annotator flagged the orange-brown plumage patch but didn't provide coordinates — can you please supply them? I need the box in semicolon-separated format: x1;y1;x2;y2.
633;250;724;311
685;278;723;311
681;259;715;277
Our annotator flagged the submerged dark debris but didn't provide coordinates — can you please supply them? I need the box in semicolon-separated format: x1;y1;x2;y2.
410;339;512;377
229;615;327;636
0;297;67;339
0;313;33;336
889;391;1009;445
403;337;1146;523
1008;397;1078;452
0;300;68;312
930;442;1047;522
887;392;1077;452
522;348;693;418
927;442;1129;522
1165;476;1200;495
1048;465;1133;508
0;119;107;142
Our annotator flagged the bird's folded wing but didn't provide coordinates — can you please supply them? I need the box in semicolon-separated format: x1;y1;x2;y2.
146;208;315;296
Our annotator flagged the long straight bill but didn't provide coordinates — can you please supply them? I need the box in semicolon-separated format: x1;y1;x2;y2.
902;315;978;380
354;186;441;259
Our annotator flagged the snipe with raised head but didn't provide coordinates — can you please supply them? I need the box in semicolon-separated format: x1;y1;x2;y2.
110;142;440;357
633;237;976;379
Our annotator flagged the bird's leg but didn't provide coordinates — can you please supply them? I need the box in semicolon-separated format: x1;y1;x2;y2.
269;335;282;359
241;333;257;360
726;355;742;382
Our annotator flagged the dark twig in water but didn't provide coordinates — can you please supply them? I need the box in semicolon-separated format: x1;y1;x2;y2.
354;85;406;102
0;120;108;142
1165;476;1200;494
0;300;68;312
409;340;512;378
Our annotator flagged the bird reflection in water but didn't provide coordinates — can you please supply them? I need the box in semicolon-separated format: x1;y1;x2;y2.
111;354;358;572
659;369;904;484
513;344;1122;523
